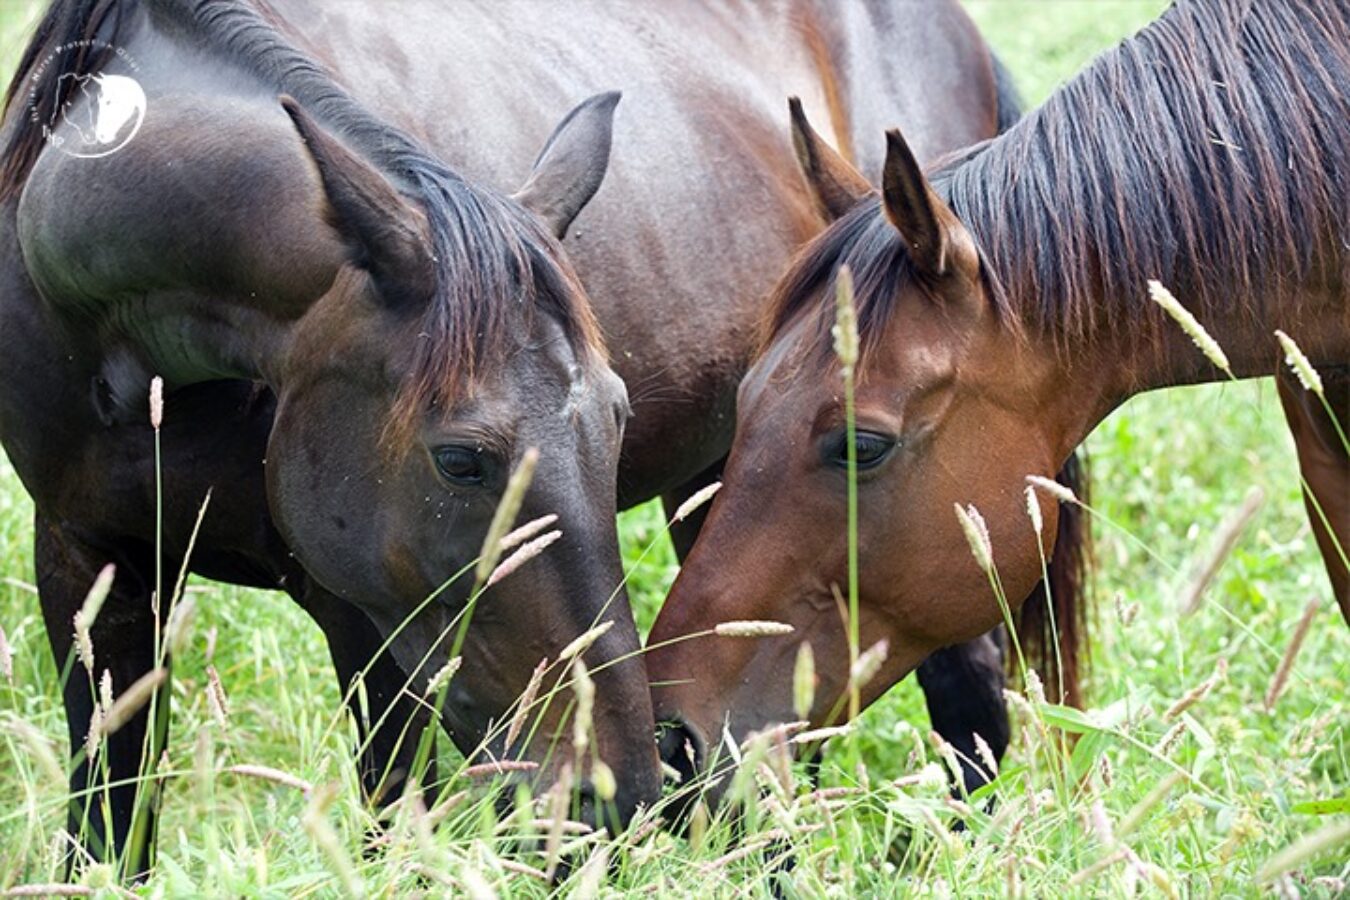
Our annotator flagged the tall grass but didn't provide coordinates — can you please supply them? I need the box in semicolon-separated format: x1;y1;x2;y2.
0;1;1346;896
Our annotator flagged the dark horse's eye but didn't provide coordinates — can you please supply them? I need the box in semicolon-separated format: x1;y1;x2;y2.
433;445;486;486
825;430;898;471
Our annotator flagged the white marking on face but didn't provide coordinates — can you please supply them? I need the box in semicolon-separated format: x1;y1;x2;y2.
562;364;587;419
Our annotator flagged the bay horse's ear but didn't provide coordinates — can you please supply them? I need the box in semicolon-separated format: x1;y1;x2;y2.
881;127;952;277
280;95;435;304
788;96;872;221
513;91;620;239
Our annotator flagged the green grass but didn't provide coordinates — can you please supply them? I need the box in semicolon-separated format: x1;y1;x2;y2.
2;1;1347;896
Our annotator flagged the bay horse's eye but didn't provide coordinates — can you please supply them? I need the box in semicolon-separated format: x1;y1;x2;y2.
824;430;898;471
433;445;486;486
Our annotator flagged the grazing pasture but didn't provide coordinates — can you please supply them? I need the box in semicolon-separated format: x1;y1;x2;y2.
0;1;1346;896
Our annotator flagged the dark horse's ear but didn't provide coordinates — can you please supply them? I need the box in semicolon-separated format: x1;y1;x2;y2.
513;91;620;239
881;127;954;278
788;96;872;221
281;95;435;304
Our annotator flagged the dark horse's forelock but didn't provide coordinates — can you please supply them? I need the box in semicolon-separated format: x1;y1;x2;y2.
1;0;605;429
766;0;1350;363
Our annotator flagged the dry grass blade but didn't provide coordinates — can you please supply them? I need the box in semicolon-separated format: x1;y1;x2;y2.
1257;818;1350;884
2;885;95;897
225;764;313;794
1263;597;1319;712
1179;486;1264;616
1163;659;1225;721
1117;770;1186;838
301;782;364;897
461;760;539;779
789;725;850;745
573;844;608;898
0;623;11;680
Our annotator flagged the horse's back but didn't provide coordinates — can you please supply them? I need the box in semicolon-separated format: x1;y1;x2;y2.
280;0;997;499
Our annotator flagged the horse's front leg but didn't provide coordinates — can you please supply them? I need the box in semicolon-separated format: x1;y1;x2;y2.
915;631;1009;796
291;582;437;811
35;516;175;881
1278;365;1350;622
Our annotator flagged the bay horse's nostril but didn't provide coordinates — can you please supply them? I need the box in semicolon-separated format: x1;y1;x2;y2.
656;716;706;789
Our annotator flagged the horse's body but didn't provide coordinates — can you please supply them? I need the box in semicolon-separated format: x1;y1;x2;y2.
1;0;1010;873
648;0;1350;790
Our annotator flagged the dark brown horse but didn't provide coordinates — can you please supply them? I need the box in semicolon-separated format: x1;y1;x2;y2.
0;0;1022;875
649;0;1349;799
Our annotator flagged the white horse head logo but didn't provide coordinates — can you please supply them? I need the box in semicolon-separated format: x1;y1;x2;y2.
51;71;146;158
91;74;145;146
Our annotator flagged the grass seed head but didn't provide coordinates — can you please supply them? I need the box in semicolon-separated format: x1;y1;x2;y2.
98;669;113;711
850;639;890;689
497;513;558;555
793;641;816;721
149;375;164;430
1024;486;1044;536
1264;597;1319;712
0;624;11;681
571;658;595;752
206;665;230;725
164;594;197;656
1274;329;1324;396
714;620;794;638
833;265;859;370
1147;280;1233;375
486;529;562;588
73;564;116;673
475;447;540;582
954;503;993;573
505;658;547;750
672;481;722;523
1026;474;1078;505
558;620;614;661
425;656;462;696
99;667;167;737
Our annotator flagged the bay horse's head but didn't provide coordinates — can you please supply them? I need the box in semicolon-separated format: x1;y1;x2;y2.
266;93;659;825
648;105;1064;800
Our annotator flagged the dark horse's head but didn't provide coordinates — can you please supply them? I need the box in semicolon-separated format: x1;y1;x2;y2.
647;105;1062;803
266;93;659;825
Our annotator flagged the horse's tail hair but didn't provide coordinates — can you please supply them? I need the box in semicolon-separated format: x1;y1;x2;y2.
1013;450;1091;708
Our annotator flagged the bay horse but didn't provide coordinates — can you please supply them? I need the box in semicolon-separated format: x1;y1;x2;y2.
649;0;1349;800
0;0;1034;875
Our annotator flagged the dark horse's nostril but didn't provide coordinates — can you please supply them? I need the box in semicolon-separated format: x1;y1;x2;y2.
656;716;705;788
